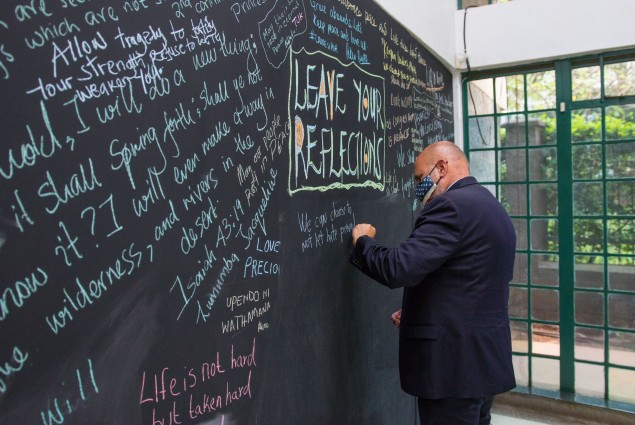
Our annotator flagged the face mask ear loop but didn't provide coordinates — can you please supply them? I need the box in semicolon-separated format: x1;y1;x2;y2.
421;183;437;205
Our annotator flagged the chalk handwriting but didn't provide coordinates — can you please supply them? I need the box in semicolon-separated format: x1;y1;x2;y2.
201;253;240;321
297;201;356;251
0;346;29;394
137;339;257;423
44;243;152;334
170;244;217;320
0;101;69;181
259;0;307;68
38;158;103;215
39;358;98;425
0;1;453;422
1;19;14;79
289;48;385;194
0;267;47;321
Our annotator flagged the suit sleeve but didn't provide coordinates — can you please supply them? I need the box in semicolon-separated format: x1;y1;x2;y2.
349;197;461;288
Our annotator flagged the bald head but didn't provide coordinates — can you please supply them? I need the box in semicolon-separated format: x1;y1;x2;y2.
424;141;469;166
414;141;470;202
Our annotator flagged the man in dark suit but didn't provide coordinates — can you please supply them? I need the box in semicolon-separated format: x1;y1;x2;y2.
350;141;516;425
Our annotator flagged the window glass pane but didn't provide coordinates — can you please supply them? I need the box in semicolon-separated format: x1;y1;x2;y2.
574;219;604;254
609;331;635;367
572;65;601;101
605;60;635;97
512;218;527;250
527;70;556;110
575;255;604;289
509;288;528;319
469;116;495;148
606;141;635;178
571;108;602;143
511;321;528;353
532;357;560;390
575;292;604;326
499;114;526;147
513;355;529;386
572;145;603;179
462;0;489;9
529;148;557;181
608;294;635;330
513;253;528;284
573;182;604;216
468;78;494;115
529;183;558;216
575;327;605;362
531;289;559;322
500;184;527;215
608;259;635;292
528;111;556;145
496;74;525;112
609;367;635;404
499;149;526;182
531;254;558;287
531;219;558;252
607;219;634;255
532;324;560;356
467;56;635;407
605;104;635;141
607;181;635;216
575;362;605;398
470;150;496;182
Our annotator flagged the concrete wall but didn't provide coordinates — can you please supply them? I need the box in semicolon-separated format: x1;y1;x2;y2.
374;0;456;68
456;0;635;71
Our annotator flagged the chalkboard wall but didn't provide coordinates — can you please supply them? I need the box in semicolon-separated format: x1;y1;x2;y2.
0;1;453;424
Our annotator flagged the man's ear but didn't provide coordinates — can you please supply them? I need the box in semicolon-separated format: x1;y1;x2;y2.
436;159;448;176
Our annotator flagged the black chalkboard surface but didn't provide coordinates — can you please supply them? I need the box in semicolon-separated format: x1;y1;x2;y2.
0;1;453;424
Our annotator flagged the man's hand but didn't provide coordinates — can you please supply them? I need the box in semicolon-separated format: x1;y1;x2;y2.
391;309;401;328
352;223;376;246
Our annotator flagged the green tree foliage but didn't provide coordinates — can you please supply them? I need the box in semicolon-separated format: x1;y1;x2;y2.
497;65;634;264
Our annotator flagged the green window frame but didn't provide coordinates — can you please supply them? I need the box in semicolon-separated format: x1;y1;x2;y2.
463;50;635;411
458;0;512;9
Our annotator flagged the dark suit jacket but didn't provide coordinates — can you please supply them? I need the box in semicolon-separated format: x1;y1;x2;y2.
350;176;516;399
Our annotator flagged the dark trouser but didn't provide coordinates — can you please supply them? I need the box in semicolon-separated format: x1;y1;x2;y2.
417;396;495;425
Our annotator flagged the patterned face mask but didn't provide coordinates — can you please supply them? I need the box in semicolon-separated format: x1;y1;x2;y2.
415;165;442;204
